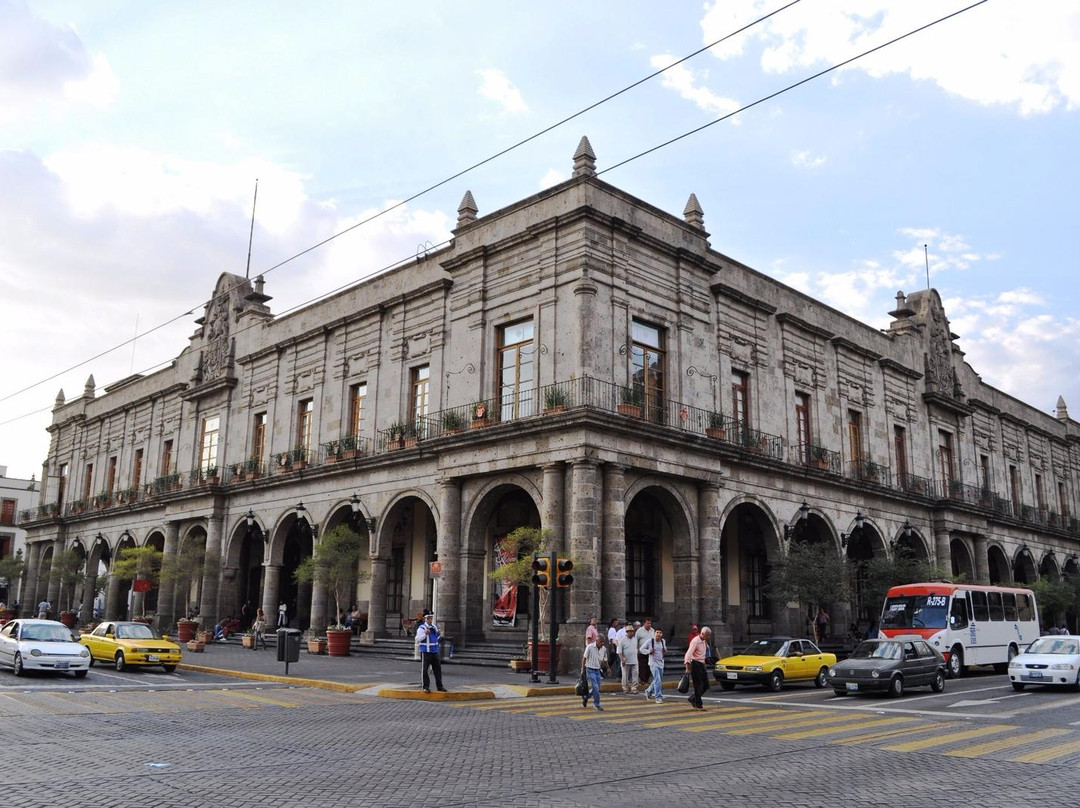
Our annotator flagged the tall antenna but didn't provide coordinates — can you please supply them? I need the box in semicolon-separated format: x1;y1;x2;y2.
924;244;930;290
245;178;259;279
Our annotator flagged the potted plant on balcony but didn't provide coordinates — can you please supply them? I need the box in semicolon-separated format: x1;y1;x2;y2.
442;409;465;435
387;422;406;450
616;385;643;418
705;411;726;440
809;445;831;470
471;401;492;429
543;387;569;415
293;524;368;657
402;421;419;449
324;439;343;463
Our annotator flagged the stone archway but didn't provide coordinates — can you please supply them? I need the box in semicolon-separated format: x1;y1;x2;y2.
177;526;207;621
721;501;780;645
82;535;111;622
951;538;975;582
315;503;374;631
265;512;315;630
223;515;268;630
845;519;884;627
1013;547;1038;585
1039;552;1060;583
987;544;1011;584
624;485;694;638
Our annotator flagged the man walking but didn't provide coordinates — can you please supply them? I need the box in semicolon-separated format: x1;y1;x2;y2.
607;619;622;679
416;612;447;693
684;625;712;710
581;633;607;710
618;621;641;694
643;627;667;703
636;618;654;686
37;598;50;620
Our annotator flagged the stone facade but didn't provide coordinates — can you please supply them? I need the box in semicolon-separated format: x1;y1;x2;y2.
19;139;1080;648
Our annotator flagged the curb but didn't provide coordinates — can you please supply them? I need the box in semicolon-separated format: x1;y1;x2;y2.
377;687;494;701
177;663;365;693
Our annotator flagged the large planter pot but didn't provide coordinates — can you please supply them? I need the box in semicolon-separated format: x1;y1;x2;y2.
186;640;205;653
58;611;78;629
527;641;561;673
509;658;530;672
196;630;214;645
308;638;327;655
241;634;256;649
326;629;352;656
616;404;642;418
176;621;198;642
0;608;15;623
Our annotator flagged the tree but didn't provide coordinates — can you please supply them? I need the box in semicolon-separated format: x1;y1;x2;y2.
161;539;207;619
111;546;164;584
293;525;368;629
766;541;849;626
1032;575;1080;627
48;548;87;612
859;551;953;618
0;552;25;603
487;526;555;639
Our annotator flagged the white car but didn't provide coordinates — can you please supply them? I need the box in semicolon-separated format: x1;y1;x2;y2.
0;619;91;678
1008;635;1080;691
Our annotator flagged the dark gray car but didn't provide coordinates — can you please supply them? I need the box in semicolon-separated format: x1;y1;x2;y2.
829;637;946;697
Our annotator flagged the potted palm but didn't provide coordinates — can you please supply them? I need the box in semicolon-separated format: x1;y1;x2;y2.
617;385;643;417
442;409;465;435
543;387;568;415
705;411;726;439
387;422;407;450
293;524;369;657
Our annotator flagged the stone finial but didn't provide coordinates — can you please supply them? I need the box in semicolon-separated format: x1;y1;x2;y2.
457;190;478;227
1056;395;1069;421
572;136;596;178
55;388;65;406
84;375;96;398
683;193;705;229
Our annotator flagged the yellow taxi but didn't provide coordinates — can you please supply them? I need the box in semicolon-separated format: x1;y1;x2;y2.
80;620;182;672
714;637;836;692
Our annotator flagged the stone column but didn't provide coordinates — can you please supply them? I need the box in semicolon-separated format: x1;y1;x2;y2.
310;558;329;637
261;564;280;631
567;458;600;634
80;564;97;626
541;463;565;553
973;534;990;585
105;571;123;620
198;513;224;630
24;541;44;617
934;529;952;573
46;538;64;608
436;478;463;639
366;557;389;638
459;548;487;640
698;483;722;631
601;463;626;623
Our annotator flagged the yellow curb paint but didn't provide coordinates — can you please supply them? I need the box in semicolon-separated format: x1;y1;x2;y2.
206;690;300;708
377;688;493;701
945;728;1071;758
883;724;1014;752
774;716;916;741
177;664;365;693
1008;736;1080;764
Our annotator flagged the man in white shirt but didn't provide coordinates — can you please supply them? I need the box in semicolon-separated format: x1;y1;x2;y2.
617;623;641;694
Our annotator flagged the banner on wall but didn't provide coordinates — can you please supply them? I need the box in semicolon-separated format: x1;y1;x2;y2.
492;535;518;627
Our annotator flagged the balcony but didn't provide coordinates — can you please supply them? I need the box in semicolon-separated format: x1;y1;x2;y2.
321;434;370;464
225;457;268;483
848;458;890;486
897;473;934;498
794;444;841;473
274;447;310;473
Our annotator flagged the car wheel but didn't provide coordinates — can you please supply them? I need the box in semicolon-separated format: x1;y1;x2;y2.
12;653;24;677
766;670;783;692
947;646;963;679
163;665;176;673
719;681;736;691
832;689;847;697
814;667;828;688
114;652;127;672
931;671;944;693
1011;682;1025;691
74;670;88;679
889;675;904;697
88;655;95;667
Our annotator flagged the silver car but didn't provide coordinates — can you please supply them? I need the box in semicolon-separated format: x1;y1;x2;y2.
0;619;91;678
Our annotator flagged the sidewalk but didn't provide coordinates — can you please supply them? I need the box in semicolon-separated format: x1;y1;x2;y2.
178;640;669;701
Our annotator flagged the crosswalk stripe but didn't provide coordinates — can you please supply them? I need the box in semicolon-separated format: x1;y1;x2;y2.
883;724;1014;752
945;728;1072;758
604;706;761;724
678;710;818;732
727;712;854;736
1008;737;1080;764
832;722;958;746
774;716;917;740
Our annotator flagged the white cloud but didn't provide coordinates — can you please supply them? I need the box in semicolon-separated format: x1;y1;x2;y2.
538;168;565;189
791;149;826;168
998;288;1045;306
476;68;528;114
649;54;741;118
700;1;1080;115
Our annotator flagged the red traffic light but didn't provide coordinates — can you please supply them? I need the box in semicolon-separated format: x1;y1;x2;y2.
556;557;574;588
531;556;551;589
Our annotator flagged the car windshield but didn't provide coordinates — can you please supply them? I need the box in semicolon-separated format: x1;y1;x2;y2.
116;624;158;640
880;594;949;630
739;640;786;656
20;625;75;642
850;641;901;660
1026;638;1080;655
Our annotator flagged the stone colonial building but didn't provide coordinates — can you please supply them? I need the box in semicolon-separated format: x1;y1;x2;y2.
1;466;38;605
18;138;1080;650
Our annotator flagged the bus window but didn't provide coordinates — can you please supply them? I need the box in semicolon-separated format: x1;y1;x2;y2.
1003;593;1018;621
881;594;949;630
950;594;969;630
988;591;1004;621
1017;593;1034;622
971;591;989;622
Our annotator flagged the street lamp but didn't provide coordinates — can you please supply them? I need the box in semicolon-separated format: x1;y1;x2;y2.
841;511;865;548
784;501;811;541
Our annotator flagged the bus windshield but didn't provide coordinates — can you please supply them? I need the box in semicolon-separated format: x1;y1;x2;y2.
880;593;949;630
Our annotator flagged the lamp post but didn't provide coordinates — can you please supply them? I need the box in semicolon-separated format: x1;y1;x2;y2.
784;501;811;542
840;511;865;549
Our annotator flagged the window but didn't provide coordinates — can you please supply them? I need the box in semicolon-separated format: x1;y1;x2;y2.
848;411;864;461
161;440;173;476
106;456;117;495
987;591;1004;621
386;546;405;615
1034;473;1046;512
348;383;367;436
1003;593;1018;621
83;463;94;498
631;320;666;422
950;595;969;630
297;399;314;452
731;371;750;427
498;320;534;420
132;449;143;489
1009;465;1022;514
938;430;954;487
252;412;267;460
0;499;15;526
747;554;768;618
894;426;908;479
795;393;811;462
199;416;220;470
971;590;989;622
1059;481;1070;518
58;463;68;507
1017;592;1034;622
409;366;429;424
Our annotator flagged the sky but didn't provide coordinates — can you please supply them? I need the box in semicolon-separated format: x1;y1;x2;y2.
1;0;1078;481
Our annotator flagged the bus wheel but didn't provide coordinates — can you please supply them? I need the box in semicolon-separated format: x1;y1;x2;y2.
947;646;963;679
994;644;1018;674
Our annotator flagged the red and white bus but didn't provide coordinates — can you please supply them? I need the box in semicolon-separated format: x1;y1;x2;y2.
878;582;1040;678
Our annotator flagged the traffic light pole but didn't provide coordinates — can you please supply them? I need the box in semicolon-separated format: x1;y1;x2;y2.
529;553;540;683
547;550;558;684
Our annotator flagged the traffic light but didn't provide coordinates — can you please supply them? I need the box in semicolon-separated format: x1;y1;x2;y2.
531;555;551;589
556;557;574;588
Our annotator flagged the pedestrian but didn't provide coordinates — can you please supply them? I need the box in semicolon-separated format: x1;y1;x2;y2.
581;633;607;711
643;627;667;703
416;612;447;693
684;625;712;710
251;607;267;650
635;618;653;686
277;601;287;628
687;622;699;648
37;598;50;620
617;621;641;694
584;615;598;647
606;619;622;679
815;605;830;643
241;600;252;627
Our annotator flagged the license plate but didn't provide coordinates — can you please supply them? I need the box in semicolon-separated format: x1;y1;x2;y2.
147;655;159;662
726;672;737;680
1029;671;1043;678
55;661;69;670
845;682;859;691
